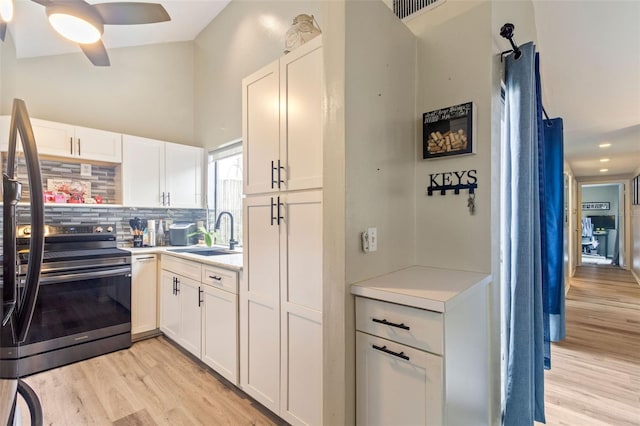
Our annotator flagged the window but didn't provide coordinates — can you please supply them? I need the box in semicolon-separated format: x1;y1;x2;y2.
208;140;242;247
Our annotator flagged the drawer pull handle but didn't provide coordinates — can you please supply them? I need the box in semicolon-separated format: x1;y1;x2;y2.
209;275;222;281
372;344;410;361
372;318;410;330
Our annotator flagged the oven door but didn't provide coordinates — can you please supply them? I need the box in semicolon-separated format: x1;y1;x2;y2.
10;265;131;359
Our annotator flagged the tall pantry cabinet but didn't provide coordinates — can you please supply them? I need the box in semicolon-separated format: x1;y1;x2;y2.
241;36;323;426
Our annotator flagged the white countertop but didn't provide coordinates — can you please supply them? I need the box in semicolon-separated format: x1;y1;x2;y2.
122;245;243;271
351;265;491;312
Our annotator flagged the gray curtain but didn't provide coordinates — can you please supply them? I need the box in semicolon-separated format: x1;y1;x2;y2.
501;42;546;424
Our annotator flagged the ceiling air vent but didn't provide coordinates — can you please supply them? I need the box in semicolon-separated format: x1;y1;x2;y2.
393;0;446;20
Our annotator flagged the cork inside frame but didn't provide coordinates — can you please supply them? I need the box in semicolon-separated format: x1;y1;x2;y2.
422;101;476;160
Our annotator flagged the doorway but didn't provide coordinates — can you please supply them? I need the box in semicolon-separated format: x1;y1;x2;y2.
579;183;624;266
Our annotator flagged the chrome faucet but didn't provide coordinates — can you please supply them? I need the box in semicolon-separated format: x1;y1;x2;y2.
214;211;238;250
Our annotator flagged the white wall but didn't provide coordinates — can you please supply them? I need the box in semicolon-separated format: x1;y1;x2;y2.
344;0;416;285
1;39;196;145
194;1;321;151
410;1;493;273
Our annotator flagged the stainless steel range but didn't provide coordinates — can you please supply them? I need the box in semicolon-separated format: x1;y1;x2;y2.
1;224;131;377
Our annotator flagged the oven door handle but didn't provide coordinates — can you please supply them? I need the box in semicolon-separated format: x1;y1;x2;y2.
38;267;132;285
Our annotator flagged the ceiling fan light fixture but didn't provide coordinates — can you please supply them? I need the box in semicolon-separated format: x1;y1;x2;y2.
0;0;13;22
47;4;104;44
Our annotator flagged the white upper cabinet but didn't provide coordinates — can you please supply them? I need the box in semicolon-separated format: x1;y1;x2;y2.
164;143;203;208
243;61;280;195
279;36;323;193
30;118;122;162
122;134;203;208
122;135;165;208
0;116;122;163
243;36;323;195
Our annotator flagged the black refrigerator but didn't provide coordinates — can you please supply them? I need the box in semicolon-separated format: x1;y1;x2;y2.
0;99;44;425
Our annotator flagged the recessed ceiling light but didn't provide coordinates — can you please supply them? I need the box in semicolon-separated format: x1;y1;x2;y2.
599;143;611;148
600;158;610;162
600;168;609;172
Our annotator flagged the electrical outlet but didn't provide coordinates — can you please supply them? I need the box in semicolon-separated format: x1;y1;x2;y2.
368;227;377;252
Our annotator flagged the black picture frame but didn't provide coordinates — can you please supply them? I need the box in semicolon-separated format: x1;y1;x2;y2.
633;175;640;206
582;202;610;211
423;102;474;159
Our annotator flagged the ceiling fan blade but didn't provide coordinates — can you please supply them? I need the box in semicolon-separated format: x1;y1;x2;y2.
93;2;170;25
0;22;5;42
30;0;53;5
80;40;111;66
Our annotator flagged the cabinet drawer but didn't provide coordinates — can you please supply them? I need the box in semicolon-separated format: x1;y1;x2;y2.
356;297;443;355
201;265;238;294
161;255;201;281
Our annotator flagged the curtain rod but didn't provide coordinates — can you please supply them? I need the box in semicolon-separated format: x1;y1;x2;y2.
499;23;521;61
500;22;553;122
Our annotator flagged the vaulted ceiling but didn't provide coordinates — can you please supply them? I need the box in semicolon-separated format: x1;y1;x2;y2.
6;1;640;179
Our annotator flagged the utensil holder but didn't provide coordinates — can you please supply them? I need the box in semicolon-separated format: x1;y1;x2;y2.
133;235;143;247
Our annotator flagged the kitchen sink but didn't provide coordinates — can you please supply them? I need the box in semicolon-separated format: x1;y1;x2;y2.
168;247;236;256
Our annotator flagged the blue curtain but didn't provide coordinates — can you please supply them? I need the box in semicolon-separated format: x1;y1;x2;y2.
502;42;546;424
540;115;565;343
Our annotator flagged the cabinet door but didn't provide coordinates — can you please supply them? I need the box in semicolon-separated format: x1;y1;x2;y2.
280;190;323;425
159;270;180;341
356;332;443;426
241;195;281;412
131;255;158;335
242;61;280;195
30;118;75;158
164;142;203;208
122;135;165;207
202;285;238;385
178;276;202;358
75;126;122;162
279;37;322;192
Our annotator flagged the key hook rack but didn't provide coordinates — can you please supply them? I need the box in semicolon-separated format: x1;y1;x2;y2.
427;183;477;196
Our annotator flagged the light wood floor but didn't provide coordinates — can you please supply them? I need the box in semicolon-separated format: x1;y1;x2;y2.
20;337;282;426
542;265;640;425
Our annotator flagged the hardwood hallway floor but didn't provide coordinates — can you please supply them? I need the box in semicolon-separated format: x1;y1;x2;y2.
21;337;281;425
543;265;640;425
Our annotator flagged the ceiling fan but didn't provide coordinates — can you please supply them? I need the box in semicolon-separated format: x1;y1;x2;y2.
0;0;171;66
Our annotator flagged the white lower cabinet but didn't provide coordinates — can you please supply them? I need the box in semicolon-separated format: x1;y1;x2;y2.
159;270;180;342
177;275;202;358
242;190;323;425
353;268;490;426
131;255;158;335
160;255;239;385
356;332;443;426
201;284;238;384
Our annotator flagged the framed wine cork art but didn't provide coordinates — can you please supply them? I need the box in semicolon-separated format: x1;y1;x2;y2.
423;102;475;159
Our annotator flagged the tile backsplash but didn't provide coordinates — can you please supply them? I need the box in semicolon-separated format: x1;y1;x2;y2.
1;155;206;248
1;205;207;248
3;154;121;204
